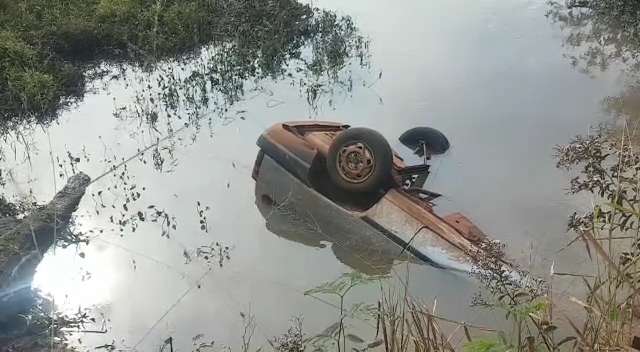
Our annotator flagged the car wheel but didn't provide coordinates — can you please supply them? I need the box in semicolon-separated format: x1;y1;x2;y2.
327;127;393;193
399;127;450;156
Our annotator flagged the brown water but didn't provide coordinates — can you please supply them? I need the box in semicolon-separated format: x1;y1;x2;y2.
1;0;629;350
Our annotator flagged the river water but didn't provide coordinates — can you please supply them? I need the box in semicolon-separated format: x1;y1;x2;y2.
1;0;628;350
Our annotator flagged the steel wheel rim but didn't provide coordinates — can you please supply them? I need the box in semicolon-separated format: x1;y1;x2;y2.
336;142;375;184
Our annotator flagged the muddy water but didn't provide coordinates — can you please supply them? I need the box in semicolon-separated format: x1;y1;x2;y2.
1;0;627;350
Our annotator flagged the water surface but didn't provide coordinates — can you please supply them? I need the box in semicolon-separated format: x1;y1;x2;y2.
1;0;627;350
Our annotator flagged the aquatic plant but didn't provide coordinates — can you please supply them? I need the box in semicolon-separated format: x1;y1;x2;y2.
304;271;386;352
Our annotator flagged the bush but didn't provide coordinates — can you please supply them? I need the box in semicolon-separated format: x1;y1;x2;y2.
0;0;368;128
0;31;36;68
96;0;139;19
6;69;60;114
0;0;222;124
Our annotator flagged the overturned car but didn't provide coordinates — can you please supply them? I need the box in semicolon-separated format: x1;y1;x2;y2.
252;121;504;272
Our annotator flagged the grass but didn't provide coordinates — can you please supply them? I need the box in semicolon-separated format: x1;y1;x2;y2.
378;288;458;352
551;130;640;349
0;0;368;128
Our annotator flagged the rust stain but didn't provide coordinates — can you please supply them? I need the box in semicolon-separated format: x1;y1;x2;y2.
443;213;486;243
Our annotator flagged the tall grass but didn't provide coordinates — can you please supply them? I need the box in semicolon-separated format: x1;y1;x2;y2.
374;130;640;352
552;130;640;350
378;288;463;352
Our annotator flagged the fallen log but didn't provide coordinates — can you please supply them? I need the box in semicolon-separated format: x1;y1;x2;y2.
0;172;91;322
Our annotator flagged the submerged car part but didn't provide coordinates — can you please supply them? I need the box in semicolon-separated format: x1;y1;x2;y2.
255;163;419;275
253;121;507;272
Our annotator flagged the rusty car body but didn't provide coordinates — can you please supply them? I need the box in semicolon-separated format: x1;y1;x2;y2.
252;121;498;272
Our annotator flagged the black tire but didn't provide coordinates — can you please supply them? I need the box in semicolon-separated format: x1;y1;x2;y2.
399;127;450;156
327;127;393;193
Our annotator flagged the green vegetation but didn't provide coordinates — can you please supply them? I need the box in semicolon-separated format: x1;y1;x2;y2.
304;272;383;352
114;2;368;139
0;0;367;127
544;2;640;343
0;0;220;123
463;339;509;352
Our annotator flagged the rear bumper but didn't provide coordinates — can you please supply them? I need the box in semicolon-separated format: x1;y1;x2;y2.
255;122;349;185
256;133;314;185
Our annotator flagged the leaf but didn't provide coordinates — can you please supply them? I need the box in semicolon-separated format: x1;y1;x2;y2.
463;338;507;352
582;230;622;276
367;340;384;349
305;272;388;299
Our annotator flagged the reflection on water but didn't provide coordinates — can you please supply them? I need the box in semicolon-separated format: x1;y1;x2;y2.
548;0;640;132
33;246;117;313
547;0;640;73
254;174;415;276
113;5;371;167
